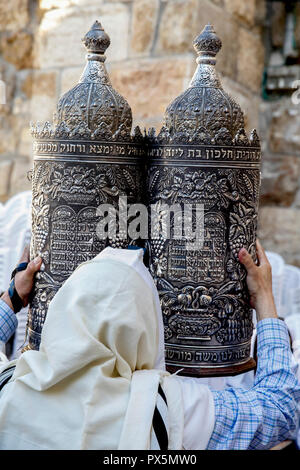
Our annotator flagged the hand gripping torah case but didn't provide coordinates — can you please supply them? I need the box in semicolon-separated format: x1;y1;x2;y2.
27;21;145;350
146;25;261;376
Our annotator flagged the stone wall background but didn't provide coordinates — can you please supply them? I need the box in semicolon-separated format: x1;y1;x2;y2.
0;0;299;266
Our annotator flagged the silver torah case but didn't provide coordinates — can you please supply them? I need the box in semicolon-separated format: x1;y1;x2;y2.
27;21;145;351
146;25;261;376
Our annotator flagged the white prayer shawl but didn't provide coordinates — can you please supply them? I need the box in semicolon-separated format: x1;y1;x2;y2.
0;248;214;450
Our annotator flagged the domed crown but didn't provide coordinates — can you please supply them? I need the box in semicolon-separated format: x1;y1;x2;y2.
165;24;244;143
54;21;132;140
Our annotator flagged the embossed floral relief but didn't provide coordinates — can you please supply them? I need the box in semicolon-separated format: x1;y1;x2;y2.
147;164;259;347
28;158;142;349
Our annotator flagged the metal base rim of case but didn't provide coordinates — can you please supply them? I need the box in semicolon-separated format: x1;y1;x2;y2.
166;357;256;378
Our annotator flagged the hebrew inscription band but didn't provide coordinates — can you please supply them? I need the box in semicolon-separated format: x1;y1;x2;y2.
148;145;261;164
165;342;251;369
33;140;146;159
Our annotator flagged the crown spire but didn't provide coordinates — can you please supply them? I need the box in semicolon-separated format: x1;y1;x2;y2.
193;23;222;65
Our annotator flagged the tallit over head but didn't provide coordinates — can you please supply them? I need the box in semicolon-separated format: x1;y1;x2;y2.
0;248;183;449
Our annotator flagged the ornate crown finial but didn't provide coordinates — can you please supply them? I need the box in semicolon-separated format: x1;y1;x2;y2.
193;24;222;64
82;20;111;57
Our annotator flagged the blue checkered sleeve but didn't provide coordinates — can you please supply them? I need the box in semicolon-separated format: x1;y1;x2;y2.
207;318;300;450
0;299;18;343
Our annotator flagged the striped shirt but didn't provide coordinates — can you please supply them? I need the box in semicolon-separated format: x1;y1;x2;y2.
0;299;17;343
208;319;300;450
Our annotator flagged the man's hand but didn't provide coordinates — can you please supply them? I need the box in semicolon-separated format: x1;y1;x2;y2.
1;246;42;312
238;240;278;322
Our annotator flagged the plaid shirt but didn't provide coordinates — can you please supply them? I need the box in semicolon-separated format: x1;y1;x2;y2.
208;319;300;450
0;299;17;343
